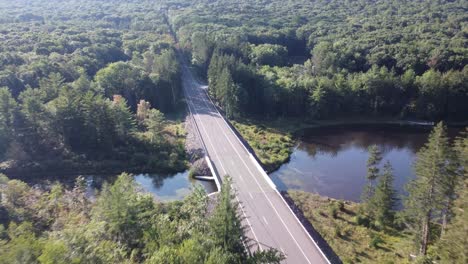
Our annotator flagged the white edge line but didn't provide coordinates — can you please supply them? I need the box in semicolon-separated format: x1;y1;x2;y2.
236;195;263;251
182;64;262;250
249;154;276;189
205;156;221;191
202;88;332;264
181;65;221;197
199;89;313;264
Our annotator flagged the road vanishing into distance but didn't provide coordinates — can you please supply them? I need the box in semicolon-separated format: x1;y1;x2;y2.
181;62;330;264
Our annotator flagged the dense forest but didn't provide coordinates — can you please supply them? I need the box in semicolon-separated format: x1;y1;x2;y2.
170;0;467;121
0;173;282;263
0;0;467;263
0;0;187;175
0;0;466;174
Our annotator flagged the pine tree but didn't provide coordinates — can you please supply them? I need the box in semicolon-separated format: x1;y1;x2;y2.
361;145;382;213
370;161;397;229
437;178;468;264
0;88;17;159
208;51;221;99
403;122;455;256
218;68;239;119
209;176;245;258
144;109;165;143
436;129;467;263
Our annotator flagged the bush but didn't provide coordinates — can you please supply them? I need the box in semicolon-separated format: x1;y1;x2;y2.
329;201;341;219
188;167;196;178
337;201;345;211
369;233;383;249
334;224;342;238
354;214;370;227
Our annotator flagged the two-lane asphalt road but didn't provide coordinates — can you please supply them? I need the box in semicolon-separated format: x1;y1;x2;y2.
181;63;330;264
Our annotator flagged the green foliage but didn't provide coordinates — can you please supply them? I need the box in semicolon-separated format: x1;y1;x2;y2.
92;173;155;249
175;0;467;121
289;191;413;263
0;87;17;159
329;202;340;219
369;233;384;249
362;145;383;205
0;0;185;175
249;44;287;66
403;122;460;256
38;240;73;264
436;132;468;264
144;109;165;143
231;120;293;171
371;162;397;229
209;177;245;258
0;173;283;263
0;222;43;264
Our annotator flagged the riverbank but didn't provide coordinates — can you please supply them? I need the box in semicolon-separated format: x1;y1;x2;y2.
0;117;189;180
288;190;413;264
231;120;294;172
231;117;467;172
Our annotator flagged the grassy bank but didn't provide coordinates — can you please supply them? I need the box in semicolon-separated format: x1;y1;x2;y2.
230;116;462;172
231;119;294;171
229;117;398;172
288;191;413;264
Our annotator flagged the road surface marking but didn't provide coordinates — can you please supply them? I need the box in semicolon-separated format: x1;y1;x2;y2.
249;192;254;199
196;83;313;264
263;216;269;225
236;194;262;251
182;68;262;250
184;82;226;175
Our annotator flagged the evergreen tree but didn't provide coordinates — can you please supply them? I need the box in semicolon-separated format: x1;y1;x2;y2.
437;178;468;264
38;73;64;102
218;68;239;119
92;173;154;251
0;88;17;159
144;109;165;143
436;129;467;264
209;177;245;259
403;122;456;256
207;51;221;99
111;95;136;140
370;161;397;229
208;176;284;263
361;145;382;211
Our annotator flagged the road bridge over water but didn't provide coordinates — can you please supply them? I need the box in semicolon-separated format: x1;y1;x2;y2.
181;62;331;264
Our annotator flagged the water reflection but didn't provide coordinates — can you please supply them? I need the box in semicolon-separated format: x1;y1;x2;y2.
84;171;217;201
133;172;216;201
271;124;460;203
21;170;216;202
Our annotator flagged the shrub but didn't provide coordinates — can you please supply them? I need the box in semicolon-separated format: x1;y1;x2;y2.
337;201;345;211
354;214;370;227
334;224;342;238
188;167;196;178
329;206;338;219
369;233;383;249
329;201;341;219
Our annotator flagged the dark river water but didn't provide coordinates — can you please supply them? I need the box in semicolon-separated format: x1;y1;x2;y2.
269;124;462;202
21;124;461;202
24;171;217;202
132;172;216;201
84;171;217;201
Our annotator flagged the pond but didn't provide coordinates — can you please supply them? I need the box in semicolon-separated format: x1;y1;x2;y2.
84;171;217;201
21;170;217;202
269;124;461;203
